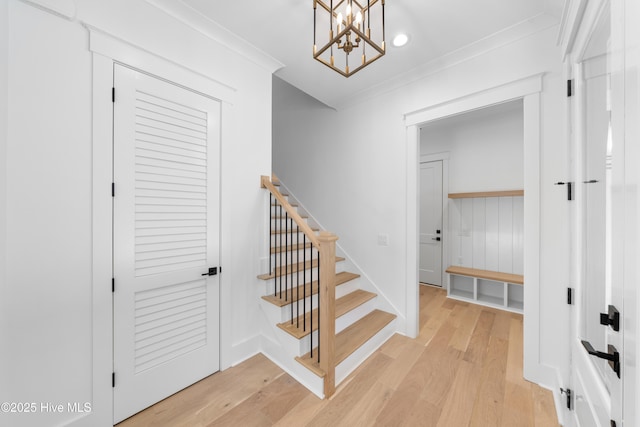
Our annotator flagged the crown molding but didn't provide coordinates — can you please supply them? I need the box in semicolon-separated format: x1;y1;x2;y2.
145;0;284;74
556;0;588;60
19;0;77;20
332;13;559;110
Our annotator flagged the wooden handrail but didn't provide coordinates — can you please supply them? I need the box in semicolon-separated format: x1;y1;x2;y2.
261;176;320;247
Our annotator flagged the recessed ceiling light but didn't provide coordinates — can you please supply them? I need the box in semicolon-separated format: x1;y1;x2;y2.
392;33;409;47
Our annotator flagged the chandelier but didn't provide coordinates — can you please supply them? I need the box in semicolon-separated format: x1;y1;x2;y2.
313;0;386;77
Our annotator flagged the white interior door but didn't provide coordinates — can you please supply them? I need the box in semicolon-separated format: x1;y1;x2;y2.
570;1;623;425
419;161;443;286
113;65;221;423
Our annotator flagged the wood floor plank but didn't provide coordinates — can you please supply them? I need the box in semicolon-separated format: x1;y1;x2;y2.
532;385;561;427
117;354;283;427
375;334;450;426
207;374;306;427
448;303;482;351
435;360;483;427
420;325;463;407
415;303;453;346
506;316;526;385
305;353;393;427
376;340;425;390
378;333;410;359
501;382;535;427
469;336;509;427
334;381;394;427
463;309;496;364
401;398;442;427
118;287;559;427
272;394;326;427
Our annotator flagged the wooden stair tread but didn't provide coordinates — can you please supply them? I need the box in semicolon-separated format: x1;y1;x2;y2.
257;257;345;280
271;227;318;235
295;309;397;377
277;289;377;339
271;242;313;254
445;265;524;285
261;272;360;307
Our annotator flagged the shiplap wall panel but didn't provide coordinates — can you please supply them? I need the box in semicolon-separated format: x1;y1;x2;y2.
484;198;501;271
450;196;461;265
498;197;513;272
449;195;524;274
460;198;474;268
472;198;486;270
512;197;524;274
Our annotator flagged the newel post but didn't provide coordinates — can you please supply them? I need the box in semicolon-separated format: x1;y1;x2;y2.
318;231;338;398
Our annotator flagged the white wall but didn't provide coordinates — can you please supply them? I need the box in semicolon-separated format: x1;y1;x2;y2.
1;1;274;425
0;0;9;407
274;24;570;395
420;101;524;193
3;5;93;427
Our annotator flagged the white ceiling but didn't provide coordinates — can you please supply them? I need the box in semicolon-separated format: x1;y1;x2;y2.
178;0;564;108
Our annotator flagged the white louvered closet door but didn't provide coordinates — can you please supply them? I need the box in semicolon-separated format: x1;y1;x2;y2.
113;65;220;423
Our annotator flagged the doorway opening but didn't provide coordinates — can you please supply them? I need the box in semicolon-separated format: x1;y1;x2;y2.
418;101;525;310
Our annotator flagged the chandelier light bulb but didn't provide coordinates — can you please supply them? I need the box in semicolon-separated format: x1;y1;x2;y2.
346;3;351;19
356;11;363;24
337;12;343;31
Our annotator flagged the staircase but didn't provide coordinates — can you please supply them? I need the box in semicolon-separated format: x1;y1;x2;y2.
258;176;397;398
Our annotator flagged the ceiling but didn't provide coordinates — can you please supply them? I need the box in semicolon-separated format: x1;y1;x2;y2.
178;0;564;108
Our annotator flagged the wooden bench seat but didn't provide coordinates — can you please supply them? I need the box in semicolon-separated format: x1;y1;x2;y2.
445;266;524;285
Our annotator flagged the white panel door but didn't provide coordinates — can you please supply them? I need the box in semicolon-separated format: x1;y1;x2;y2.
419;161;443;286
570;1;623;425
113;65;221;423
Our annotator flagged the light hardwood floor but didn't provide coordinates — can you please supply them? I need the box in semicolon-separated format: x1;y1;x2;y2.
118;285;559;427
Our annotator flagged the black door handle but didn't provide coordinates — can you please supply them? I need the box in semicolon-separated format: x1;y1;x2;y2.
431;237;441;241
581;340;620;378
202;267;218;276
600;305;620;331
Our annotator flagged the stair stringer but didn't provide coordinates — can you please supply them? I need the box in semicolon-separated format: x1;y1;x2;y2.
276;182;405;332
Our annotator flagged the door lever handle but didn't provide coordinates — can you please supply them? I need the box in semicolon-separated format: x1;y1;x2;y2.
581;340;620;377
202;267;218;276
431;237;441;241
600;305;620;331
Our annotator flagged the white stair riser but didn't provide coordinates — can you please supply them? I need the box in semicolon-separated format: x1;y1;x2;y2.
335;319;397;385
270;248;316;263
335;297;378;335
272;296;382;359
262;282;363;322
271;294;319;323
261;274;358;298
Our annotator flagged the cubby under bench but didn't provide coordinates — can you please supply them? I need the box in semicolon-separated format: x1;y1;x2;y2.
445;266;524;313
